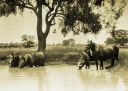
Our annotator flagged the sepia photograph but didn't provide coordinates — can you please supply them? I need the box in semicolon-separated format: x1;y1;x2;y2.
0;0;128;91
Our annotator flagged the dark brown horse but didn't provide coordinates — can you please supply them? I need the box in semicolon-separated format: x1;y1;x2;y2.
8;52;21;67
86;41;119;70
18;52;46;68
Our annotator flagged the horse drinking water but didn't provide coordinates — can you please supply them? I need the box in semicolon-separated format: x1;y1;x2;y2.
78;50;90;70
86;40;119;70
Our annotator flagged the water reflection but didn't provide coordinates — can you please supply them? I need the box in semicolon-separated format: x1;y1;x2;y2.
0;65;127;91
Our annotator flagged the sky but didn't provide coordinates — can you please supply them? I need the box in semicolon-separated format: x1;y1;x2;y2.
0;1;128;44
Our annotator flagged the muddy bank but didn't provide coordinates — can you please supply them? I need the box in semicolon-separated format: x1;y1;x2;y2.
107;65;128;87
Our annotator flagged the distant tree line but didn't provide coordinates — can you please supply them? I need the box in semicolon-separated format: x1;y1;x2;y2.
62;38;75;46
21;34;35;48
0;34;36;48
0;42;22;48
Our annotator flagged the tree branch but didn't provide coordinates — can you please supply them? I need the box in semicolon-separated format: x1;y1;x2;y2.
49;1;61;24
45;0;56;24
18;0;37;16
26;0;34;8
43;2;53;10
56;14;66;19
48;12;65;18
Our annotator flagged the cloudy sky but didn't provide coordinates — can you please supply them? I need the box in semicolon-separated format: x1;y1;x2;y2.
0;1;128;44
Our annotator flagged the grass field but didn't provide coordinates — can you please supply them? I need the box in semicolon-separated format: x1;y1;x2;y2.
0;45;128;67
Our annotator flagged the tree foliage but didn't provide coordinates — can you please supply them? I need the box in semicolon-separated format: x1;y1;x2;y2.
0;0;25;16
105;29;128;46
0;0;126;51
98;0;126;38
61;0;103;36
0;0;110;34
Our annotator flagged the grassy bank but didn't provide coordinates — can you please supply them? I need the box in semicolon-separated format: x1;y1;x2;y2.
0;45;85;64
0;46;128;66
118;49;128;67
0;48;36;60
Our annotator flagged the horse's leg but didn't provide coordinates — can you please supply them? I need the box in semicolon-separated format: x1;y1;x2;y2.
86;63;90;69
88;63;90;69
113;45;119;61
115;52;119;61
100;60;104;70
105;58;115;69
95;60;98;70
86;64;87;69
99;60;101;70
111;57;115;67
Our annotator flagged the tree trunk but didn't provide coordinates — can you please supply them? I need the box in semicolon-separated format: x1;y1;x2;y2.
37;5;46;52
37;33;46;52
36;5;51;52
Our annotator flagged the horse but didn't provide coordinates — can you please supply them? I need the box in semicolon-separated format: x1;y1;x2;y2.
18;52;46;68
78;51;90;70
86;40;119;70
7;52;21;67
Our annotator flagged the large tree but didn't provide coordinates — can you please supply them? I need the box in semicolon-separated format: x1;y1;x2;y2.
0;0;126;52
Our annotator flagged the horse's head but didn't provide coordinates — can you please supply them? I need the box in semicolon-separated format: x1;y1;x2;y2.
78;60;85;70
7;52;14;66
8;52;21;67
85;41;96;52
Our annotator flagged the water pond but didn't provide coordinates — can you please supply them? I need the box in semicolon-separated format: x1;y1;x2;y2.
0;64;127;91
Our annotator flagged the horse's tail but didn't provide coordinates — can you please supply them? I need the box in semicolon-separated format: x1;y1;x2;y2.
113;45;119;61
